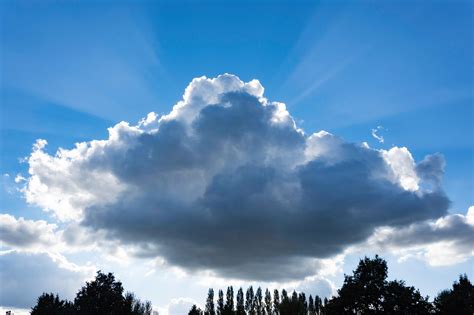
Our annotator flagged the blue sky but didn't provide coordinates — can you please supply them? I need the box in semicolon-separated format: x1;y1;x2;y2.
1;1;473;314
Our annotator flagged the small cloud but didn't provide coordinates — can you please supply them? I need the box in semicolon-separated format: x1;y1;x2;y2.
371;125;385;143
14;174;26;183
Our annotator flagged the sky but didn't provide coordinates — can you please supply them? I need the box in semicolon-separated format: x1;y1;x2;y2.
0;0;473;314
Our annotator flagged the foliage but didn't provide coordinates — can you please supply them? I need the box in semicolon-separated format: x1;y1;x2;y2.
30;271;151;315
189;256;472;315
434;274;474;315
31;293;74;315
189;304;204;315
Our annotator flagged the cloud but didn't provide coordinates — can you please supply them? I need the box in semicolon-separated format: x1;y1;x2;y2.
0;214;59;252
368;206;474;266
0;252;87;309
371;125;384;143
22;74;450;281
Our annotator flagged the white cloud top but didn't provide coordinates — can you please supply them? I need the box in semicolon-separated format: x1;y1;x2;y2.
16;74;453;280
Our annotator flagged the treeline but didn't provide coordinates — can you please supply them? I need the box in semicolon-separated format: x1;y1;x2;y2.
30;271;152;315
29;256;473;315
188;256;474;315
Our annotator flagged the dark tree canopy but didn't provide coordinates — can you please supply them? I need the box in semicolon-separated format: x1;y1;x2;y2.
189;304;204;315
325;255;432;314
74;271;127;315
31;293;74;315
434;274;474;315
30;271;151;315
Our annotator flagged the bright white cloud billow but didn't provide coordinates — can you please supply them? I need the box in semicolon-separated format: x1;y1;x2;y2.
20;74;455;281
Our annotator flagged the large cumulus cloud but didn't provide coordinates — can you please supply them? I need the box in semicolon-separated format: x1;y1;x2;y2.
22;74;450;280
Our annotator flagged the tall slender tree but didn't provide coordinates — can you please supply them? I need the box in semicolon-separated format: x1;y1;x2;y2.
264;288;272;315
224;286;235;315
279;290;290;315
205;289;215;315
245;286;255;315
298;293;307;315
255;287;263;315
308;295;315;315
273;289;280;315
217;290;224;315
236;288;245;315
314;296;321;315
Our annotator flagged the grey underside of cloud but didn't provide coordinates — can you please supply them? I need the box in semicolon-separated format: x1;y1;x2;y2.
372;211;474;249
0;252;84;308
24;74;450;281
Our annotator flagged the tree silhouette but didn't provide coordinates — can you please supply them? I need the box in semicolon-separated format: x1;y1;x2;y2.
314;295;322;315
272;289;280;315
255;287;263;315
224;286;235;315
236;288;245;315
325;256;432;314
74;271;128;315
245;286;255;315
31;293;74;315
124;293;152;315
189;304;203;315
434;274;474;315
31;271;151;315
217;289;225;315
383;280;432;314
298;292;307;315
205;288;216;315
264;288;272;315
308;295;315;315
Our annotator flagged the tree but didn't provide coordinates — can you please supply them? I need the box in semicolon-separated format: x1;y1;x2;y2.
308;295;315;315
324;256;434;315
31;293;74;315
245;286;255;315
298;293;307;315
124;293;153;315
236;288;245;315
217;290;225;315
264;288;272;315
205;289;216;315
434;274;474;315
32;272;151;315
189;305;203;315
273;289;280;315
74;271;128;315
278;290;290;315
255;287;263;315
224;286;234;315
383;280;431;314
314;295;321;315
325;255;387;314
